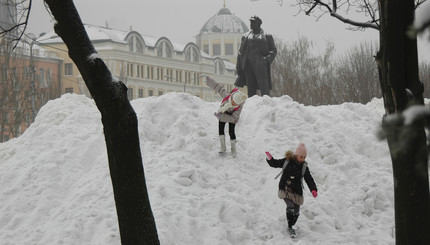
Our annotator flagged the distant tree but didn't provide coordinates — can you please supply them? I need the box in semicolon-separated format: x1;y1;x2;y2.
271;37;379;105
271;36;336;105
42;0;160;244
335;41;380;103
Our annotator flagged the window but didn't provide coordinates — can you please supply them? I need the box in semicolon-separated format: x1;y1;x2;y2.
166;46;172;58
65;87;74;93
158;91;163;96
185;46;200;62
225;43;233;55
148;90;154;96
138;89;144;98
203;45;209;54
185;72;191;84
65;63;73;76
193;73;200;85
136;40;143;53
166;69;173;81
127;87;134;100
192;50;199;62
25;114;31;125
46;69;52;84
128;38;134;52
213;44;221;56
215;61;225;75
24;66;30;80
127;63;134;77
176;70;182;82
156;67;163;80
39;68;47;88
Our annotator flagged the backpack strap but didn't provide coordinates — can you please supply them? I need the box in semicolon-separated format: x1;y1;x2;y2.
301;162;307;177
300;161;308;188
274;160;307;181
274;160;289;179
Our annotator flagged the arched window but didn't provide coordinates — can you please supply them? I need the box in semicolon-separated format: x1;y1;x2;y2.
128;38;134;52
214;60;225;75
156;40;173;58
185;45;200;63
126;33;145;54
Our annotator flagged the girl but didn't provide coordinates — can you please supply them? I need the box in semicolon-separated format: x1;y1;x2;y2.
205;76;247;158
265;143;318;237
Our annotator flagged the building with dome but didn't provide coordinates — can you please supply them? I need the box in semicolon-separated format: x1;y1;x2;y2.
38;24;238;102
196;6;249;64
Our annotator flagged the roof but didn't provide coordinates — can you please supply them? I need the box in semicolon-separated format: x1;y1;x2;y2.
199;8;249;34
36;24;236;70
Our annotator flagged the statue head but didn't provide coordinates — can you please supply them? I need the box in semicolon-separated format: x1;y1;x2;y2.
249;16;262;32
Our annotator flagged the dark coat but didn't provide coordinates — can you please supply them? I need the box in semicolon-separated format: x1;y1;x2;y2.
235;30;277;89
267;157;317;197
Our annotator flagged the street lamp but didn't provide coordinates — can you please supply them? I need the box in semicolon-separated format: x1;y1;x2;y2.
25;33;37;122
25;33;58;122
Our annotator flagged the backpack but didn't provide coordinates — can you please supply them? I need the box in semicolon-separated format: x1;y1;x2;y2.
274;160;308;187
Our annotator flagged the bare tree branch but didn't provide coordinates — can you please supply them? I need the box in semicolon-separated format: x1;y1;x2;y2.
301;0;380;30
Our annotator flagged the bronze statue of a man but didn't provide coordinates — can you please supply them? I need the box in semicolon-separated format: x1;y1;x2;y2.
235;16;277;97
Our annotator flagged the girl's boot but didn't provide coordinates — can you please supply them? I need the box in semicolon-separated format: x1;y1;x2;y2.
219;135;226;153
231;139;237;158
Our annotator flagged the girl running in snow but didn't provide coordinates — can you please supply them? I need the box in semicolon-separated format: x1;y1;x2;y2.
205;76;247;158
265;143;318;237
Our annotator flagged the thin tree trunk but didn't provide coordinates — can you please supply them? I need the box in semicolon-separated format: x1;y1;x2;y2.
44;0;160;244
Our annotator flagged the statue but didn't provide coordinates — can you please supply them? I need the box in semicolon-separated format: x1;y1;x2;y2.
235;16;277;97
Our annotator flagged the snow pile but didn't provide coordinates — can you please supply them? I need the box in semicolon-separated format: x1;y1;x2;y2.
0;93;394;244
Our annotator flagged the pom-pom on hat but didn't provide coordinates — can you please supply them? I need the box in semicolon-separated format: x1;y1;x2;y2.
294;143;307;157
232;91;247;105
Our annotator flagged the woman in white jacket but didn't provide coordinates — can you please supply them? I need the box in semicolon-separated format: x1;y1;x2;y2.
205;76;247;158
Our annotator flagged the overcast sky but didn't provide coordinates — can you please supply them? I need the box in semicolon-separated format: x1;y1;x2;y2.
28;0;429;61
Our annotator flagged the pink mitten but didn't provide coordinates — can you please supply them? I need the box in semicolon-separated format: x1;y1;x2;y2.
265;151;272;160
312;190;318;198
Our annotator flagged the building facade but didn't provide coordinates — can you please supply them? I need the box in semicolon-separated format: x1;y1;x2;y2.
0;37;63;142
39;23;239;102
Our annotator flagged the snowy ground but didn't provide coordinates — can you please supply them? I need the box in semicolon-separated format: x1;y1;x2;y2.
0;93;396;244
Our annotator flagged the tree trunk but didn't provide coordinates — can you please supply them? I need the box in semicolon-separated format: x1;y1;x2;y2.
379;0;430;244
43;1;160;244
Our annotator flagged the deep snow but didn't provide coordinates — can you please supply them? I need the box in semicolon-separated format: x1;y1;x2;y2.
0;93;396;244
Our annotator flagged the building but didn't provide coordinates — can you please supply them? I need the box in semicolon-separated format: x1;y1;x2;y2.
0;36;63;142
196;7;249;64
39;23;239;102
0;0;17;40
0;4;249;141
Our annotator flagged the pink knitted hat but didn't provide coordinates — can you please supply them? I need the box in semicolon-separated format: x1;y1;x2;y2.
294;143;307;157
